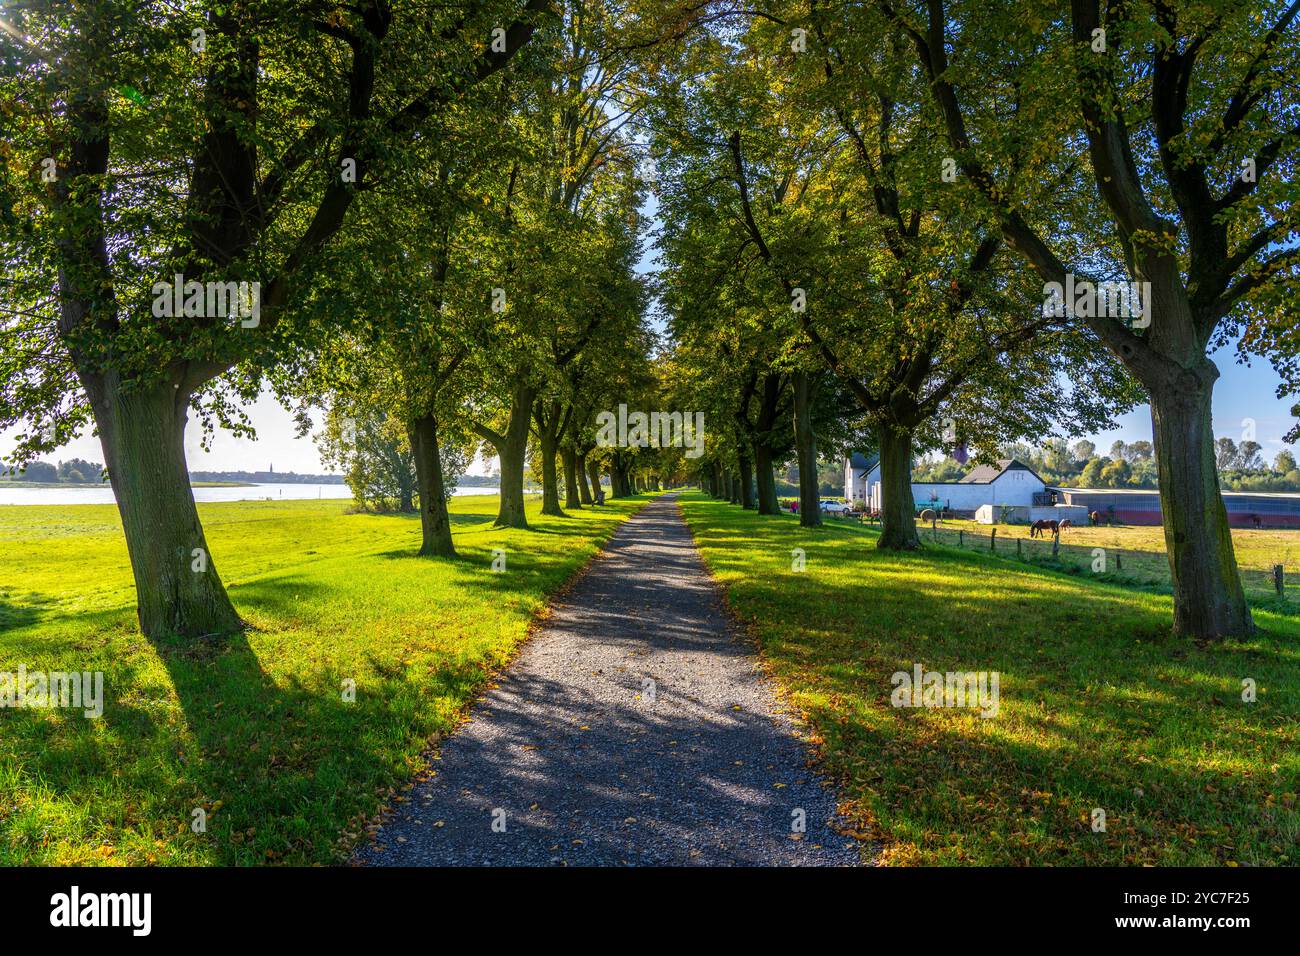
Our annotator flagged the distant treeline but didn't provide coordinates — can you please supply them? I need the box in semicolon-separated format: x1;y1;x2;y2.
914;439;1300;493
188;471;347;485
1;463;503;488
1;458;104;483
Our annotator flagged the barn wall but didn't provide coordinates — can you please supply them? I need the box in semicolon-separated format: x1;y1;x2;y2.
913;472;1045;511
1057;488;1300;528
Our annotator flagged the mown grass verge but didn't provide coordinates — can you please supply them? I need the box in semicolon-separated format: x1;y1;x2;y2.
0;493;647;865
679;492;1299;865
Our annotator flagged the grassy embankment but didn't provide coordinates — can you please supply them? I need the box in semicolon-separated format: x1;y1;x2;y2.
0;494;646;865
680;492;1299;865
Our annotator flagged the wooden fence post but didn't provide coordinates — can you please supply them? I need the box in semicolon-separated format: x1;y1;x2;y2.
1275;564;1285;597
1016;538;1022;559
991;527;997;552
1052;531;1060;558
1116;552;1123;571
959;530;964;547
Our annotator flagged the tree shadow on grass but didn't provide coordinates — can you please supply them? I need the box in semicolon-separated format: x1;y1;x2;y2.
685;508;1300;864
136;593;496;863
0;595;47;634
0;572;490;865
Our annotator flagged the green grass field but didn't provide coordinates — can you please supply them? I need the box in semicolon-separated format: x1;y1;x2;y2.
0;494;646;865
899;516;1300;604
680;493;1299;865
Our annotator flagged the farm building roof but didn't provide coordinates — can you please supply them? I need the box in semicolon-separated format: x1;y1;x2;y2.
958;459;1046;485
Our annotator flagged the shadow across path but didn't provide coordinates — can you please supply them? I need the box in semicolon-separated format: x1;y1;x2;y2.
358;494;860;866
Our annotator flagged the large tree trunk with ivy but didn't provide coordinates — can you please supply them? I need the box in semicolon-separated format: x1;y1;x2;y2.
877;424;920;551
754;444;779;515
90;377;242;640
1149;365;1253;638
409;414;455;557
793;371;822;527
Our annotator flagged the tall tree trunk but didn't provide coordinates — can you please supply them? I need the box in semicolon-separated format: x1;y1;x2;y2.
410;414;455;557
723;471;734;502
754;444;779;515
711;460;725;499
90;378;242;640
576;452;594;504
396;448;416;514
738;454;755;510
561;448;582;509
793;371;822;527
1150;373;1253;638
538;432;564;516
483;381;534;529
877;424;920;550
586;458;603;502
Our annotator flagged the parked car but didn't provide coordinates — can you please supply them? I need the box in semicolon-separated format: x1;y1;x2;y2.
820;500;852;514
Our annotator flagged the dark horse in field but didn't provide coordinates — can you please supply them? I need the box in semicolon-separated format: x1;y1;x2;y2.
1029;519;1060;538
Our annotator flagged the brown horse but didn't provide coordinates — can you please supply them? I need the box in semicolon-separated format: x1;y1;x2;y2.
1249;514;1262;529
1058;519;1072;532
1088;510;1101;526
1029;519;1060;538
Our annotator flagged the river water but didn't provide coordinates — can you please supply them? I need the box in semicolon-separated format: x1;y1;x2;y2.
0;483;502;506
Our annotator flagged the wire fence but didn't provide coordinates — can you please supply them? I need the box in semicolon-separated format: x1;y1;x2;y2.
852;515;1299;607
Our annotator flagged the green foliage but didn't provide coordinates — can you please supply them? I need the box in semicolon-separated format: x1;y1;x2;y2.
13;460;55;482
647;0;1135;483
316;400;418;513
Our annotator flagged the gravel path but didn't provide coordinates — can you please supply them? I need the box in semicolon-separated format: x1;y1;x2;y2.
357;494;860;867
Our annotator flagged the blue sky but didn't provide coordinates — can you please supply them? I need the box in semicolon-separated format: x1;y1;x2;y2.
1087;346;1294;465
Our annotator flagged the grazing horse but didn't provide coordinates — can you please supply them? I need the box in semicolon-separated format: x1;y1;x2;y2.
919;508;936;523
1058;519;1072;532
1029;519;1060;538
1248;513;1262;529
1088;510;1100;526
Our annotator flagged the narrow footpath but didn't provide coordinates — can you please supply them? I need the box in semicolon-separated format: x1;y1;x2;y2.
358;494;859;866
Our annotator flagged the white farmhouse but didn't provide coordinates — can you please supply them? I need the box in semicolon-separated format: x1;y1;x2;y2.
846;456;1050;516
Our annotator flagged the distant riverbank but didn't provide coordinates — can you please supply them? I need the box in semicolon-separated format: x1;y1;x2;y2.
0;483;502;506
